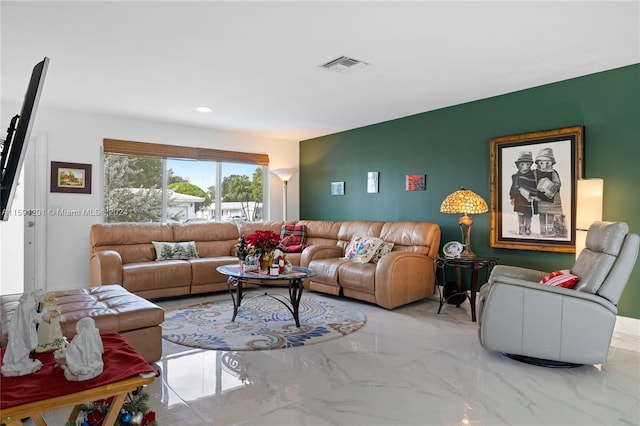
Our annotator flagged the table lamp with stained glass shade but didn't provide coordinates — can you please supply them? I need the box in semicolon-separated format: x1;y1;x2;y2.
440;188;488;259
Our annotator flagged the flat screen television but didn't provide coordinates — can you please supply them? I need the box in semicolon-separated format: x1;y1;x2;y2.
0;57;50;221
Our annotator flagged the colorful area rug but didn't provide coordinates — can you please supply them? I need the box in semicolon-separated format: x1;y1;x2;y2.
162;295;367;351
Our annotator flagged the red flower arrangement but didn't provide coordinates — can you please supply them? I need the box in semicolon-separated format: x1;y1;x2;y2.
244;230;281;255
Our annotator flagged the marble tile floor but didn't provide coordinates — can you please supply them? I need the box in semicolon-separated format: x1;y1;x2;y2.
40;288;639;425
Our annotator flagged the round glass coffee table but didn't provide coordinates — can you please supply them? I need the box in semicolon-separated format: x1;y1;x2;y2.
216;264;316;327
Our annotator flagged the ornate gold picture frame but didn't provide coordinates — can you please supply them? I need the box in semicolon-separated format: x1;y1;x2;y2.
490;126;583;252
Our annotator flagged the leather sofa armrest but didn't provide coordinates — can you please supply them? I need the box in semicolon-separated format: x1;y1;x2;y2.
374;252;435;309
300;244;343;268
90;250;124;287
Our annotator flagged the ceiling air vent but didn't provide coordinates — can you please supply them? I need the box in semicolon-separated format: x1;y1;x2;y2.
320;56;369;74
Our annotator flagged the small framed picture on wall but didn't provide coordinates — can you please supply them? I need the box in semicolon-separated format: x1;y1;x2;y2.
331;181;345;196
50;161;92;194
405;174;426;191
367;172;379;193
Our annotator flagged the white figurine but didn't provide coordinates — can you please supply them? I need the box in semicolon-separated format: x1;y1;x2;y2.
1;292;43;376
36;292;68;353
55;317;104;381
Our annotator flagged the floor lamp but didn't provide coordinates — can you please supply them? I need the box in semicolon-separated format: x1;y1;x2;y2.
271;168;298;221
576;178;603;259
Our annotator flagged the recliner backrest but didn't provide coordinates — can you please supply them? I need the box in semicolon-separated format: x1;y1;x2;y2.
572;222;631;298
596;232;640;305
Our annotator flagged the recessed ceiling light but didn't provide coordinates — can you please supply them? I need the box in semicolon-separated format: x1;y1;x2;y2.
196;106;212;113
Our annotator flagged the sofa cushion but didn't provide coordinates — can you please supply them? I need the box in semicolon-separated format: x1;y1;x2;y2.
344;235;384;263
90;223;174;263
338;262;376;294
296;220;343;247
122;261;191;293
152;241;199;260
379;221;439;257
190;256;242;285
308;258;353;286
238;221;288;238
173;222;240;258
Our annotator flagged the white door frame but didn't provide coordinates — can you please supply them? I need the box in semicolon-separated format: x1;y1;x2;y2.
23;132;48;293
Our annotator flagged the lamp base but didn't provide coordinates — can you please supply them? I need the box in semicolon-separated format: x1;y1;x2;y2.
458;215;476;259
460;250;476;259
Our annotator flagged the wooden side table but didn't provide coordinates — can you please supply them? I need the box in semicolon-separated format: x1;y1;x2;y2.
1;374;155;426
435;256;497;322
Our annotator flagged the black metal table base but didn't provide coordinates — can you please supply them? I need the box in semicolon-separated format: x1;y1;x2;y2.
437;286;468;313
434;257;497;322
227;276;304;327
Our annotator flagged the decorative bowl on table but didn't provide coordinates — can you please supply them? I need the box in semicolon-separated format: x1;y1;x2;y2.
443;241;463;259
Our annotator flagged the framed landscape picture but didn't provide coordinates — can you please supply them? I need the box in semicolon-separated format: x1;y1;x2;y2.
51;161;92;194
489;126;583;252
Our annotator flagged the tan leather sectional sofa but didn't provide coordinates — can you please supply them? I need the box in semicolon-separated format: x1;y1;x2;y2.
90;222;240;300
90;219;441;309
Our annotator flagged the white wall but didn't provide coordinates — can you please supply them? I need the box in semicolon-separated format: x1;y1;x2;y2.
1;102;300;292
0;164;25;294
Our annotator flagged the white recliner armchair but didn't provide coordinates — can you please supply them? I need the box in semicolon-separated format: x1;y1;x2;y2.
477;221;639;366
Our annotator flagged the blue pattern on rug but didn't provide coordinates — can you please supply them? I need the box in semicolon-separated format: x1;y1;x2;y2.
162;295;366;351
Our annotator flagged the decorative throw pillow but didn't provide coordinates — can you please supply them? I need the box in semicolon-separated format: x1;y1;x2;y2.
344;235;362;260
371;242;394;264
344;235;384;263
539;269;580;289
152;241;199;261
280;225;307;253
282;243;305;253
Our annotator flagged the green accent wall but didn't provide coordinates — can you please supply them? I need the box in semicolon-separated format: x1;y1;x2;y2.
300;64;640;319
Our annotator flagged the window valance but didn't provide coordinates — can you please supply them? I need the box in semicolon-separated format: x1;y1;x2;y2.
103;139;269;166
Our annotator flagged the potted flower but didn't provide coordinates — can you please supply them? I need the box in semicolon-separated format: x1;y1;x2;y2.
237;230;282;272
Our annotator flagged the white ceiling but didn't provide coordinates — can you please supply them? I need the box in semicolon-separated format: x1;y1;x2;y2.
2;1;639;142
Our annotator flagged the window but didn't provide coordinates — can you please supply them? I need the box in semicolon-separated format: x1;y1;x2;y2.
103;139;268;223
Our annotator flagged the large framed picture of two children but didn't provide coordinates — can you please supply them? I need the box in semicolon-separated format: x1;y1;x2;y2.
489;126;584;253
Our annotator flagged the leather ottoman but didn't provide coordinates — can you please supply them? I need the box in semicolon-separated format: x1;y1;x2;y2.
0;285;164;362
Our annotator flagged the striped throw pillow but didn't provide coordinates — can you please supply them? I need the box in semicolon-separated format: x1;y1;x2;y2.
539;269;580;289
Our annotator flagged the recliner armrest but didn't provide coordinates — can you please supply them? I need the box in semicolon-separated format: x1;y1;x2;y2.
488;277;617;313
300;244;343;267
489;265;547;283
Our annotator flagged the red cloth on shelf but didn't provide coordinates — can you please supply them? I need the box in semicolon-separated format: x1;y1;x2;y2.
0;332;154;409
